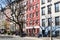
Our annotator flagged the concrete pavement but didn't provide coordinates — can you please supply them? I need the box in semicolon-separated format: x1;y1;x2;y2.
0;34;21;38
0;34;60;40
23;37;60;40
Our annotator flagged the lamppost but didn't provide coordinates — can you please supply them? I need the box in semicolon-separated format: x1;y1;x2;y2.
50;14;53;40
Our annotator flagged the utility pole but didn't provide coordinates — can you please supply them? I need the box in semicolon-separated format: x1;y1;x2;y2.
50;14;53;40
50;0;53;40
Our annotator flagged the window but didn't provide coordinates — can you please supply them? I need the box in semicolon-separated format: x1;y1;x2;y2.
42;19;45;27
26;1;28;5
32;20;34;25
30;20;32;25
26;14;28;18
41;7;45;15
33;0;34;2
55;3;60;12
32;13;34;17
29;0;30;4
30;0;32;3
29;13;32;18
36;20;38;24
47;5;51;14
32;6;34;9
26;23;28;26
30;6;34;10
31;6;32;11
26;7;28;11
48;18;51;26
41;0;45;4
29;7;31;11
48;0;52;2
55;17;59;26
34;6;35;9
36;11;38;16
36;4;39;8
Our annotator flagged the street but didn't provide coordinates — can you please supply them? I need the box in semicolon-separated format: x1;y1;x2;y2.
0;35;60;40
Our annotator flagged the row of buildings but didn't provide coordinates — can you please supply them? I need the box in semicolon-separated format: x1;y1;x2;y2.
0;0;60;36
26;0;60;36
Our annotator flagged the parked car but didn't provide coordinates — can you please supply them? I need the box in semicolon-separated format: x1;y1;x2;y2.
0;29;6;34
15;30;27;37
10;31;16;35
38;33;42;38
15;30;20;35
55;31;59;37
21;32;27;37
47;30;59;37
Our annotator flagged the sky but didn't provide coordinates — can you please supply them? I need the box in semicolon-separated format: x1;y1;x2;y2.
0;0;14;8
0;0;6;8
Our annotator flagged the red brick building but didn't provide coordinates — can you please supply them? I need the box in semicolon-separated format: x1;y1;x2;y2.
26;0;40;36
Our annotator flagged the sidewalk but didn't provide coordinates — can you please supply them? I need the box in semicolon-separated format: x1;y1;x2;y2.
0;34;19;38
0;34;60;40
24;37;60;40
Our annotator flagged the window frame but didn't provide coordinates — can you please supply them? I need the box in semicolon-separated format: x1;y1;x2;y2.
29;13;32;18
47;5;52;14
41;7;45;15
36;20;39;24
36;11;39;16
36;3;39;8
48;0;52;2
55;2;60;12
48;18;52;26
55;16;59;26
41;0;45;4
42;19;45;27
26;14;28;18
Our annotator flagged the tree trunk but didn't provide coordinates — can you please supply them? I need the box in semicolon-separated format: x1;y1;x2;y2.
18;23;23;37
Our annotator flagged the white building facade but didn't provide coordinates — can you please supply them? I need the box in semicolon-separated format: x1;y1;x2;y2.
40;0;60;32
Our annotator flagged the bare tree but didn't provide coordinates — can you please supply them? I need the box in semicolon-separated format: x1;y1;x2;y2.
0;0;25;36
